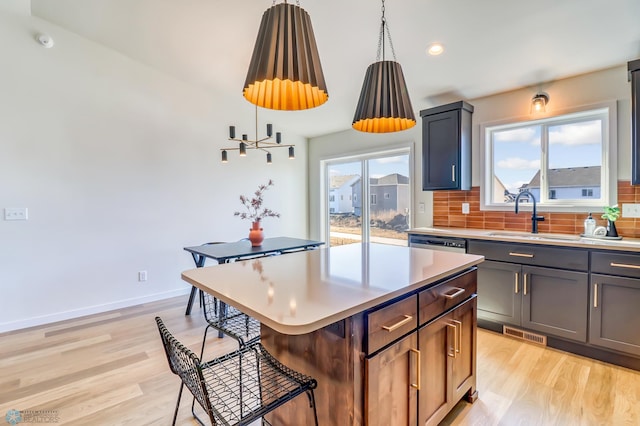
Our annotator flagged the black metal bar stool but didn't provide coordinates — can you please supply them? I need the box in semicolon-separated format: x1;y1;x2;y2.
155;317;318;426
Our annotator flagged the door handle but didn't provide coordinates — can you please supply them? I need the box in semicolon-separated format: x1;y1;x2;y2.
382;315;413;332
452;320;462;355
447;323;457;358
523;273;528;296
593;283;598;308
410;348;420;390
443;287;465;299
451;165;456;182
610;262;640;270
514;272;519;294
509;252;534;258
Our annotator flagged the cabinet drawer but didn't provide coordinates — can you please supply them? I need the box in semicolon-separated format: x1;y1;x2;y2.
468;240;588;271
418;269;477;326
592;251;640;278
367;296;417;354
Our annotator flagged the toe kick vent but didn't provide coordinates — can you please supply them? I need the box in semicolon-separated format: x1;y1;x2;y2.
502;325;547;346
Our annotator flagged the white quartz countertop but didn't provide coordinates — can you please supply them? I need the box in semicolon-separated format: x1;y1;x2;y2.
409;227;640;252
182;243;483;335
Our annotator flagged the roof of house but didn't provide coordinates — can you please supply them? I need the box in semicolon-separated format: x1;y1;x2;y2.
370;173;410;185
526;166;601;188
330;174;359;189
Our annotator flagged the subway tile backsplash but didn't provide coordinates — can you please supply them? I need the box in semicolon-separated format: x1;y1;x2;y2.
433;182;640;238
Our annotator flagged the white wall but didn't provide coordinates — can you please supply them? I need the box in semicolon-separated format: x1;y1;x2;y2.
307;65;633;239
0;9;308;332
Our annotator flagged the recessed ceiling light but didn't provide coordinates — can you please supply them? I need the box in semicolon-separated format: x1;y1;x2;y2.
427;43;444;56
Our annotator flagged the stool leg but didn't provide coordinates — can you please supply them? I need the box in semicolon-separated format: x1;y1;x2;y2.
172;382;184;426
308;390;319;426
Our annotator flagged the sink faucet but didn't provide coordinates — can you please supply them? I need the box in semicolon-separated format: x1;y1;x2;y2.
514;189;545;234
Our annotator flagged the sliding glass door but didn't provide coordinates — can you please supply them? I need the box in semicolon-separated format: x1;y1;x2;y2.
325;148;411;247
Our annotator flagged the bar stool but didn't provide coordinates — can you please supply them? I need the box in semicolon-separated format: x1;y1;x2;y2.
155;317;318;426
200;292;260;359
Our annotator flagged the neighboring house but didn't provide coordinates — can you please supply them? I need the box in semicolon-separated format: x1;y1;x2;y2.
329;174;360;213
525;166;601;200
352;173;410;216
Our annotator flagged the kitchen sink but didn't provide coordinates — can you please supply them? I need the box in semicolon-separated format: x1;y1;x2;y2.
486;231;582;242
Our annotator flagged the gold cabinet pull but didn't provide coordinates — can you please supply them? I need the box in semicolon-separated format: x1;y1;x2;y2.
382;315;413;332
514;272;519;294
447;324;457;358
451;165;456;182
509;252;534;258
610;262;640;270
594;283;598;308
452;320;462;355
443;287;465;299
523;273;528;296
410;348;421;390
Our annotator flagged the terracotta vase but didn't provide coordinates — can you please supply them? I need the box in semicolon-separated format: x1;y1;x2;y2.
248;220;264;247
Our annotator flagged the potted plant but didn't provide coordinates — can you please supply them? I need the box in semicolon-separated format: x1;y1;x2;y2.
601;205;620;237
234;180;280;246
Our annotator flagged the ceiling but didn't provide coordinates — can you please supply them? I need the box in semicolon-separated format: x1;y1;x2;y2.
30;0;640;138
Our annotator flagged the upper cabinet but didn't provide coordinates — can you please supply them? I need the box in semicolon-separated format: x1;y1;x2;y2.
420;101;474;191
630;59;640;185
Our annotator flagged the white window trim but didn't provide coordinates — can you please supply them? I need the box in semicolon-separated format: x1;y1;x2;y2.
479;100;617;213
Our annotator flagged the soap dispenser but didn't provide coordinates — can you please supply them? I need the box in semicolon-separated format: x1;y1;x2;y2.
584;213;596;236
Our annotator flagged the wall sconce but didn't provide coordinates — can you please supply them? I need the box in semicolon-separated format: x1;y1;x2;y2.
531;92;549;113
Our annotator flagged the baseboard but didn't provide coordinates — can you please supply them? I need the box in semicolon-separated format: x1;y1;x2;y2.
0;288;191;334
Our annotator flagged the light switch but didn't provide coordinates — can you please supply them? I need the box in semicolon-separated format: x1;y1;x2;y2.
622;203;640;218
4;208;28;221
419;202;425;214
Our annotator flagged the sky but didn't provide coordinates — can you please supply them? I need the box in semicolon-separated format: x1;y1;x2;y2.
328;154;410;179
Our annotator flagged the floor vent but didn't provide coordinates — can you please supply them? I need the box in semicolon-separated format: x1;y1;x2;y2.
502;325;547;346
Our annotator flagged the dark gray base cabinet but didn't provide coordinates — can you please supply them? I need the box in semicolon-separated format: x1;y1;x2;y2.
590;273;640;356
477;260;588;342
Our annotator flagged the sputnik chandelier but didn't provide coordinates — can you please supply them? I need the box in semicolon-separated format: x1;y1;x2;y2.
221;106;294;164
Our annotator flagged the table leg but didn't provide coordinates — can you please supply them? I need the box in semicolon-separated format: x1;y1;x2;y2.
185;254;207;315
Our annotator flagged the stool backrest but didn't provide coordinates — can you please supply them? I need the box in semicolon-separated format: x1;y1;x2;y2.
155;317;214;419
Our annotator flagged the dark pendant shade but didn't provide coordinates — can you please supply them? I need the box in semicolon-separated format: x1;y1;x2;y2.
243;2;329;111
352;60;416;133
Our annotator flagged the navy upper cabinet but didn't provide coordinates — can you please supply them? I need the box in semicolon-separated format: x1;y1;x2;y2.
420;101;474;191
629;59;640;185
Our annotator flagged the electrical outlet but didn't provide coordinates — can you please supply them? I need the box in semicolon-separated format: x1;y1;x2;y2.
138;271;148;282
462;203;470;214
418;202;425;214
4;208;28;221
622;203;640;218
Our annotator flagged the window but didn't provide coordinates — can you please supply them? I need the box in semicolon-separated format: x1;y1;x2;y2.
384;193;390;199
340;195;344;201
329;195;335;202
353;194;357;202
371;194;377;205
481;102;616;211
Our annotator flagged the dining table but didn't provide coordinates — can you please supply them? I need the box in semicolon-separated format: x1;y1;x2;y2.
183;237;324;315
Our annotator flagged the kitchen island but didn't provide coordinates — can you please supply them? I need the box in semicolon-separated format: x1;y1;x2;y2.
182;243;484;425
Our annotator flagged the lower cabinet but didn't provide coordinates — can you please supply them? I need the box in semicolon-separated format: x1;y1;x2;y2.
365;271;478;426
477;260;588;342
366;332;419;425
419;296;477;426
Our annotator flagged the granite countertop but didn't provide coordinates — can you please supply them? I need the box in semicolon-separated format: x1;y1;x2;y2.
409;227;640;252
182;243;483;335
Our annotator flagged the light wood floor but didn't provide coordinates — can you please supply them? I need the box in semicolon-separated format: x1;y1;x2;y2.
1;296;639;425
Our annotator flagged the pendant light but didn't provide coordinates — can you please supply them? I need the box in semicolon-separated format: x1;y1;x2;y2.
353;0;416;133
243;1;329;111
